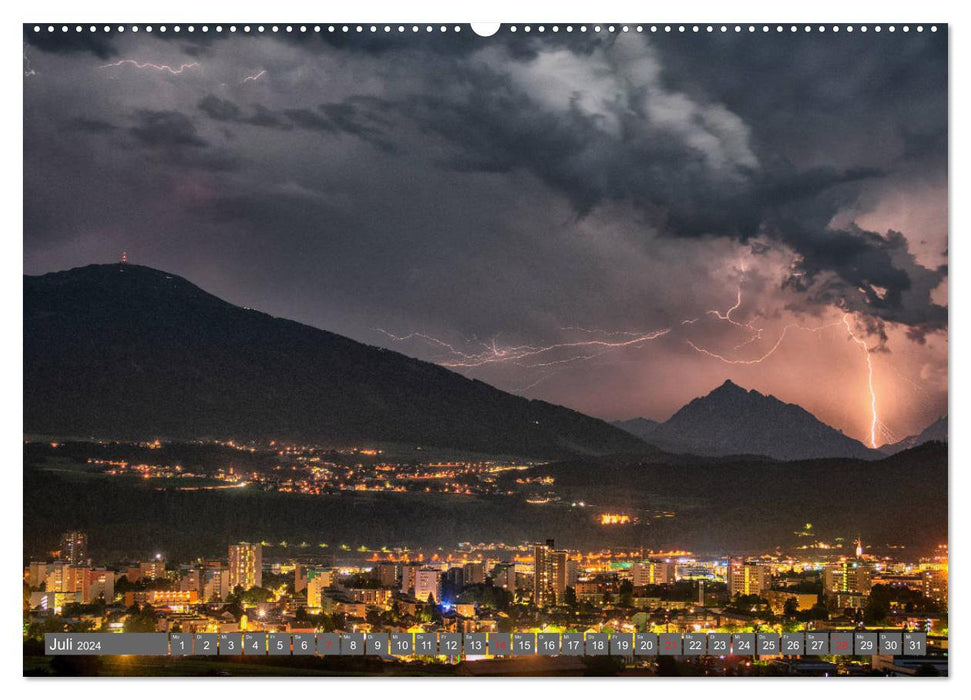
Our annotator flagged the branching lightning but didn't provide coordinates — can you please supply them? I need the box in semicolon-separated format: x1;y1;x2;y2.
560;325;659;339
705;286;766;349
242;70;266;83
686;285;838;364
708;287;753;330
376;328;671;369
380;285;901;447
688;291;888;447
101;59;200;75
685;320;842;365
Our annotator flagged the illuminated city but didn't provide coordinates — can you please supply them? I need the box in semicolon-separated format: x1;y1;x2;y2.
24;524;948;675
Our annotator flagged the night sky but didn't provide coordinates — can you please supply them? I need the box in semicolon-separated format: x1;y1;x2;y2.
23;27;948;446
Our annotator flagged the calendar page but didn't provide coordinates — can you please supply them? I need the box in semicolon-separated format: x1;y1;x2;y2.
22;18;948;679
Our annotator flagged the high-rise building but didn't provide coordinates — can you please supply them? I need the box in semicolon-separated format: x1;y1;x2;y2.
924;567;948;605
202;566;231;603
492;563;516;590
414;568;442;604
444;566;464;590
228;543;262;592
551;550;569;600
375;562;400;588
82;569;114;604
179;568;202;595
533;541;553;606
823;561;872;594
59;531;88;566
139;558;166;583
46;564;88;595
45;564;70;594
632;560;675;586
533;539;570;606
28;562;51;589
306;569;335;608
566;560;579;588
294;564;309;593
463;562;486;585
727;560;770;597
400;563;421;595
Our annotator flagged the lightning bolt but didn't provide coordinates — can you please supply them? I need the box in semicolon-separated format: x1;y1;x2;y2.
374;330;485;362
242;70;266;83
706;285;765;349
381;286;795;371
377;328;671;369
560;325;659;339
23;44;36;77
842;313;880;448
101;59;199;75
380;284;899;448
686;320;843;365
708;287;745;325
687;289;887;447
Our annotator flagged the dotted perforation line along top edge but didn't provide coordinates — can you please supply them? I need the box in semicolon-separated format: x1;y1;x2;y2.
28;24;943;34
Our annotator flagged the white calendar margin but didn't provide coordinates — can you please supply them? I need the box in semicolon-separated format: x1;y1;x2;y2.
2;0;962;698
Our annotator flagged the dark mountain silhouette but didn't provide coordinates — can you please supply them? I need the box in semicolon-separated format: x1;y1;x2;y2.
611;417;659;441
24;264;650;459
880;415;948;455
526;441;946;551
619;379;879;461
24;439;947;557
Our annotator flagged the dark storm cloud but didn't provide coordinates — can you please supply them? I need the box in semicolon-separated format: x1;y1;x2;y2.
130;110;208;148
198;95;292;129
648;31;948;160
27;30;946;336
197;94;242;121
248;104;290;129
27;25;488;60
783;224;947;337
24;27;118;59
126;110;239;172
199;93;394;150
71;117;117;133
24;24;233;59
650;31;949;308
282;107;332;131
374;43;945;334
313;29;482;56
308;26;613;60
319;98;396;152
23;28;948;435
176;30;949;337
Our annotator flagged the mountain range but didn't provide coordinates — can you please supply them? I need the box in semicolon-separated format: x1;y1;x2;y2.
24;264;647;459
25;263;940;463
614;380;880;461
879;415;948;455
611;417;659;442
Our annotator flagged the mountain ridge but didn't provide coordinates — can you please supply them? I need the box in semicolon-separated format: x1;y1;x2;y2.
24;263;650;459
615;379;879;461
880;415;948;455
611;417;659;442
